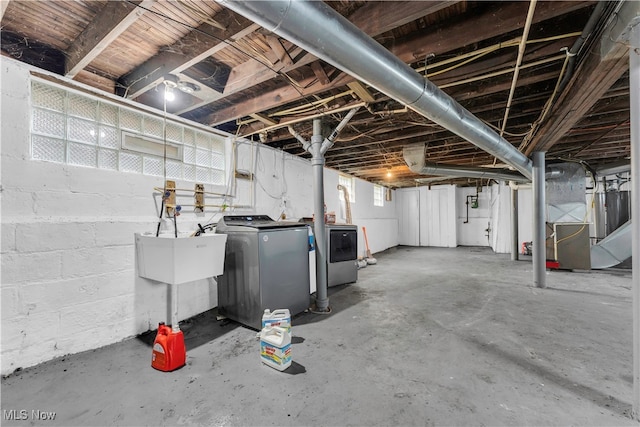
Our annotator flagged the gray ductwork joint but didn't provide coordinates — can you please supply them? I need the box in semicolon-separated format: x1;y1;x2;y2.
403;144;529;182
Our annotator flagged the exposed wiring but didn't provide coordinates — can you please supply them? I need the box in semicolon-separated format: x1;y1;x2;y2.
518;48;573;151
499;0;537;141
414;31;581;75
483;120;531;137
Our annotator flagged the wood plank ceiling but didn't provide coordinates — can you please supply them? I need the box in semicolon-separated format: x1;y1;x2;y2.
1;0;631;188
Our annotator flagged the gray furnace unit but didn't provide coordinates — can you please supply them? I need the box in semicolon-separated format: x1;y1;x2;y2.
215;215;310;329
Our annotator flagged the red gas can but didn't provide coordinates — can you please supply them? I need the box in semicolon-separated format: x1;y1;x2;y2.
151;322;186;372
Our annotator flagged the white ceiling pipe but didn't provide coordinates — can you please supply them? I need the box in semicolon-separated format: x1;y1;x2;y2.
218;0;533;180
403;144;529;182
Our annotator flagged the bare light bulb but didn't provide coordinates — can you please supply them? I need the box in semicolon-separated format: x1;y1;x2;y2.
386;170;392;178
164;86;175;102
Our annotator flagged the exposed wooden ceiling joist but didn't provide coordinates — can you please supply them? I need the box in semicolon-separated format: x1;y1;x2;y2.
524;3;631;155
1;0;625;188
65;0;155;78
117;8;257;99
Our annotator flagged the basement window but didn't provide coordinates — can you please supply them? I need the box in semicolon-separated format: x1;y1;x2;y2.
373;185;384;207
121;132;182;160
338;174;355;203
29;78;227;185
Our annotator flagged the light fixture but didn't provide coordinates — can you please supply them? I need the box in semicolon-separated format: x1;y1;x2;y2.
163;75;178;102
177;81;200;94
386;169;392;178
164;85;175;102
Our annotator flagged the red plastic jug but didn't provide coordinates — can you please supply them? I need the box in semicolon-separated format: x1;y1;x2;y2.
151;322;186;372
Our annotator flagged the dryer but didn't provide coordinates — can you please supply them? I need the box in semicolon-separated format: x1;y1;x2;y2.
326;224;358;287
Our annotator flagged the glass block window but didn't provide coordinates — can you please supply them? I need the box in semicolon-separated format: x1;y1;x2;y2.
373;185;384;207
338;174;355;203
30;79;227;185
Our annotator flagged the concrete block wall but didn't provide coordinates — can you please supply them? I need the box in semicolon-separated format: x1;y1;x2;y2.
1;57;399;375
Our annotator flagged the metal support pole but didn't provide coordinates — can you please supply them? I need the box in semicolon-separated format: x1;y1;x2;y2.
532;151;546;288
629;28;640;420
171;283;180;332
511;184;519;261
311;119;330;312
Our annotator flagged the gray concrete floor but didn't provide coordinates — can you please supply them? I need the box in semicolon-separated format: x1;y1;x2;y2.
1;246;637;426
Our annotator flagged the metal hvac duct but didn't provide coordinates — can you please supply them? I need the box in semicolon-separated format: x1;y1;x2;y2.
403;144;529;182
218;0;533;180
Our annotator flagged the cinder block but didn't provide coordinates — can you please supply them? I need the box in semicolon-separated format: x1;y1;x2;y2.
2;159;68;192
16;222;96;252
0;339;61;376
1;286;20;320
1;58;30;99
0;106;30;148
61;245;133;278
96;221;153;247
20;273;135;314
1;310;60;351
2;223;16;253
99;270;137;299
59;295;134;334
1;190;35;217
34;191;105;217
1;251;63;284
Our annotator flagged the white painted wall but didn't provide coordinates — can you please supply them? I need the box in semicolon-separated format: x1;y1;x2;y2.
397;181;535;255
517;186;534;247
0;57;397;374
396;185;456;247
420;185;456;247
488;182;513;254
396;189;420;246
456;186;491;247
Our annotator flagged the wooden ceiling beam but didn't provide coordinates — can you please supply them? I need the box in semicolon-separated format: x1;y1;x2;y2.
220;1;453;98
0;0;11;21
208;52;557;128
347;81;376;103
265;35;294;67
524;4;632;155
117;9;257;98
65;0;155;79
310;62;331;85
392;1;593;65
203;72;354;125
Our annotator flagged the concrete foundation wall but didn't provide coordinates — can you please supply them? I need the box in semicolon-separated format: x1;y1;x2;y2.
0;58;397;375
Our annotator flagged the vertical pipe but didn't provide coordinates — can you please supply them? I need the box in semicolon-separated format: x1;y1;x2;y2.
171;283;180;332
629;29;640;420
532;151;546;288
511;184;519;261
311;119;330;312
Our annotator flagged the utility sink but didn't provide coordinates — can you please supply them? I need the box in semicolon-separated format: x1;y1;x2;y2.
135;233;227;285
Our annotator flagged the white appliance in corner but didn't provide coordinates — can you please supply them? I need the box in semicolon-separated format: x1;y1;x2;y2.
308;226;317;294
